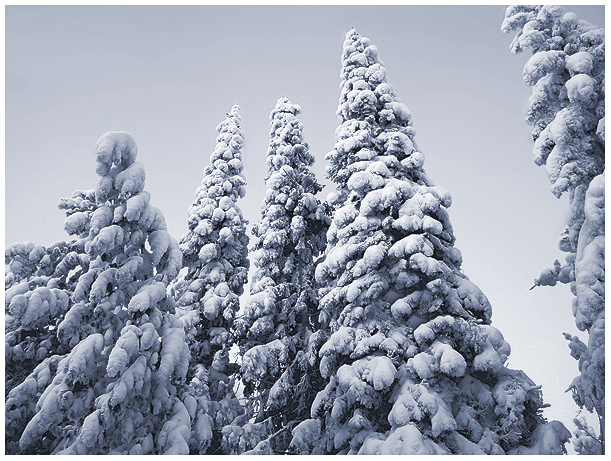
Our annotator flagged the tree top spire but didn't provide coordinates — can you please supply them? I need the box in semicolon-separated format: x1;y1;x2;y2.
94;131;138;177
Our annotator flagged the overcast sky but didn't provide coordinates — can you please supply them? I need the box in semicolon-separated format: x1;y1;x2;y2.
5;4;605;444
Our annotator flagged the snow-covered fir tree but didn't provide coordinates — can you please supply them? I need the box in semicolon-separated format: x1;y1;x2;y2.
170;104;250;454
289;29;571;455
229;97;329;454
6;132;191;455
502;6;605;453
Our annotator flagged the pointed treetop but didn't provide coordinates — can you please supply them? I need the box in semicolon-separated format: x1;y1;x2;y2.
216;103;242;137
230;102;242;122
265;97;318;179
340;28;383;92
325;29;418;195
92;131;148;205
201;105;246;206
337;27;412;131
270;96;302;119
95;131;138;176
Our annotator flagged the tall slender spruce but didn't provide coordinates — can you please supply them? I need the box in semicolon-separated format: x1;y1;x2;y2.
171;104;250;454
230;98;329;454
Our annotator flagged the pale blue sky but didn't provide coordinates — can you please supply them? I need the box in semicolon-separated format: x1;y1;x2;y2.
5;4;605;442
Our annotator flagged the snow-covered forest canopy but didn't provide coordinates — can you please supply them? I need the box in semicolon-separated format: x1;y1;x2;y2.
5;4;604;455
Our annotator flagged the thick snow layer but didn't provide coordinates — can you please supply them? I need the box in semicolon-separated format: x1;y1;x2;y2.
408;352;437;379
57;302;89;347
392;377;456;437
360;185;401;216
158;238;182;280
347;170;385;194
359;424;448;455
597;117;605;143
414;322;436;344
89;267;116;302
116;255;143;283
5;281;30;306
124;191;150;221
128;282;167;312
566;51;594;76
66;333;105;382
365;356;397;391
241;339;288;384
115;161;146;199
390;234;430;259
90;206;114;235
390;297;413;319
64;211;89;235
148;230;171;266
18;335;104;450
508;420;571;454
432;341;467;378
473;337;504;373
137;205;167;231
79;410;102;448
107;325;141;377
158;315;190;382
522;51;564;85
289;419;322;454
319;327;361;372
95;132;138;176
566;74;596;103
337;356;397;393
89;225;124;255
574;173;605;330
351;244;386;278
244;289;275;319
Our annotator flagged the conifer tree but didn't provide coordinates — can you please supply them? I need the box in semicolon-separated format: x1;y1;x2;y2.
170;104;250;454
230;98;329;453
6;132;189;455
290;29;570;455
503;6;605;453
